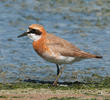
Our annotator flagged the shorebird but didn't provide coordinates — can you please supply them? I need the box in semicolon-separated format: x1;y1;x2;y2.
18;24;102;86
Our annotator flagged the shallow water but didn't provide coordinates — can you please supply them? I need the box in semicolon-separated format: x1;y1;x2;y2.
0;0;110;83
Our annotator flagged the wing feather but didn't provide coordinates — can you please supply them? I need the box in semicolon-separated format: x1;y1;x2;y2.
46;34;96;58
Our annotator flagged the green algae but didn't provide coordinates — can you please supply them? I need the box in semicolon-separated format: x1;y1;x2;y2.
0;96;7;98
48;97;79;100
0;76;110;90
48;97;97;100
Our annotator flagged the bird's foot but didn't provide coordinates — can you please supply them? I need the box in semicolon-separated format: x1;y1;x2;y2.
53;81;58;86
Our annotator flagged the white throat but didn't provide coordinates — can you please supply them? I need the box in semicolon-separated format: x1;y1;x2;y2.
27;33;41;41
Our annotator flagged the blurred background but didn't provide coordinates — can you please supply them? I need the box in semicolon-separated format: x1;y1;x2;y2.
0;0;109;83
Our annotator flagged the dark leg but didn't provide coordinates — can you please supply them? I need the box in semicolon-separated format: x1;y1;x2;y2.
56;64;60;75
53;64;65;86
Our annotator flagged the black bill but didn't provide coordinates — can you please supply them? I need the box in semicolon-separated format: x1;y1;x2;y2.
17;32;29;38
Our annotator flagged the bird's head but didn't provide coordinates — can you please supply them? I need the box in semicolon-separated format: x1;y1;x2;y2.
17;24;46;41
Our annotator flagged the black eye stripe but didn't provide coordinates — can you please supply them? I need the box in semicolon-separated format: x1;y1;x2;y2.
31;29;36;33
29;29;42;35
35;30;42;35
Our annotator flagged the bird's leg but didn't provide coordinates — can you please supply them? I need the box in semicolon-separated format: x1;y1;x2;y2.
53;64;65;86
56;64;60;75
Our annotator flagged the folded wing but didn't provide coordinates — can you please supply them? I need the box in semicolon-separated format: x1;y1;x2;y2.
46;34;102;58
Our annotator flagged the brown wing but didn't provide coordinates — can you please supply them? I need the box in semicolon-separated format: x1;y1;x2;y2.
46;33;99;58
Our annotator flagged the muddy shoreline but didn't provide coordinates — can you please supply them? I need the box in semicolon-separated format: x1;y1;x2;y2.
0;78;110;100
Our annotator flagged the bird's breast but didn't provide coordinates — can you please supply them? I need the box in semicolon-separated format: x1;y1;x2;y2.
32;39;52;57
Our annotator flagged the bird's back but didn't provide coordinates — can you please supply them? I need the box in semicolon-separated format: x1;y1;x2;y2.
46;33;102;59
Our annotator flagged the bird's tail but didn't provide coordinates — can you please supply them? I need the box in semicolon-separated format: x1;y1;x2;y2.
95;55;103;59
79;51;103;59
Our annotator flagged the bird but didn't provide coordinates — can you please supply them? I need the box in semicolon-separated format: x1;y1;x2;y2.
17;24;102;86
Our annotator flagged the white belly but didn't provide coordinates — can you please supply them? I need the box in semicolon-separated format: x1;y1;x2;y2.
58;56;75;64
42;53;82;64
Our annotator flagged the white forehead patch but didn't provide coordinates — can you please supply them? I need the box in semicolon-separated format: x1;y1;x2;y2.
27;33;41;41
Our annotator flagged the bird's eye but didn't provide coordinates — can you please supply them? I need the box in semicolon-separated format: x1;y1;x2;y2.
34;30;42;35
29;28;42;35
31;29;36;33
